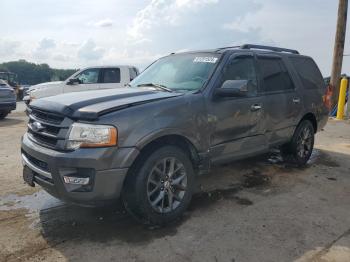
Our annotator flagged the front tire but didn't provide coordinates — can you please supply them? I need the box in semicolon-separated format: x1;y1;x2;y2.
122;145;195;225
281;120;315;166
0;111;9;120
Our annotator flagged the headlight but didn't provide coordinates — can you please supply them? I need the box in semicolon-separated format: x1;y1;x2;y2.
29;92;36;100
66;123;117;150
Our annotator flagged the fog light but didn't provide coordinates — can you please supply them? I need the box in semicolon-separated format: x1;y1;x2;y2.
63;176;90;185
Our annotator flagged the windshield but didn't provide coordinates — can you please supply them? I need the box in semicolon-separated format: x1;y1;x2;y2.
130;53;220;92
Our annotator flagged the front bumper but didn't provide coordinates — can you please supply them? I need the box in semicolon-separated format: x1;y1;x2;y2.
21;133;139;206
0;101;16;111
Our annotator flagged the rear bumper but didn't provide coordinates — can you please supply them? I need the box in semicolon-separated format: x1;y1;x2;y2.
21;133;139;206
318;115;328;131
317;107;329;131
0;101;16;111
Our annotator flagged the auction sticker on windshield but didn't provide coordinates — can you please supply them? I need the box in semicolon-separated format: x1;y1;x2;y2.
193;57;218;63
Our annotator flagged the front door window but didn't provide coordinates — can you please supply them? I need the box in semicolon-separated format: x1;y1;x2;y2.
75;68;100;84
221;56;258;96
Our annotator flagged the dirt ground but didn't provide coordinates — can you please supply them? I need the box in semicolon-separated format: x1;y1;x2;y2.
1;110;350;262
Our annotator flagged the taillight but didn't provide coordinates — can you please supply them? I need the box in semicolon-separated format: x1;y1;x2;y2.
323;84;333;111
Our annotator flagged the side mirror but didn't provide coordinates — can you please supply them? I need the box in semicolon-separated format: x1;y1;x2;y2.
67;78;80;85
214;80;248;98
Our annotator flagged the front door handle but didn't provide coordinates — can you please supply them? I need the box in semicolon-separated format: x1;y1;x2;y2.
251;104;262;111
293;98;301;104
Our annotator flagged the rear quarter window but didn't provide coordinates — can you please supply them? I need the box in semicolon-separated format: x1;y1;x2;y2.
290;57;325;89
257;57;294;92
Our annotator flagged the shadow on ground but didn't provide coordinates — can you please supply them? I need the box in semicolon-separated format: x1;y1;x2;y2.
0;117;24;127
37;152;290;246
38;170;270;246
30;148;343;261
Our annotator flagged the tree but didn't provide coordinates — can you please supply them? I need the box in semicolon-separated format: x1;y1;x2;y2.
0;60;77;85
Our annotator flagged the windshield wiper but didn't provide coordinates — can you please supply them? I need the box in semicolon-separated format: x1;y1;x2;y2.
137;83;173;92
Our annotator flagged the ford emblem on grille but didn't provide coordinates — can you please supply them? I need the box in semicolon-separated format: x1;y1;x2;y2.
32;121;45;132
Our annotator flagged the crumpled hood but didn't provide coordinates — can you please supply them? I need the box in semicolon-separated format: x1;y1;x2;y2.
30;88;183;120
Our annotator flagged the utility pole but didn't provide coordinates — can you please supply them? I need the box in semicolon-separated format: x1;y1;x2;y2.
330;0;348;108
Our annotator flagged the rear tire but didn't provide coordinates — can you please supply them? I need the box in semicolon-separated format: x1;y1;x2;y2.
122;145;195;225
0;111;9;120
281;120;315;166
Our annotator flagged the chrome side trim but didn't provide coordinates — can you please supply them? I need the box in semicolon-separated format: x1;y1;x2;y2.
21;153;52;179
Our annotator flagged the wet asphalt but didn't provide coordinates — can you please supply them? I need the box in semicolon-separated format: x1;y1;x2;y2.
0;115;350;262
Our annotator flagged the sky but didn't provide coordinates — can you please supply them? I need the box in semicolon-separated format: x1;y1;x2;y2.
1;0;349;75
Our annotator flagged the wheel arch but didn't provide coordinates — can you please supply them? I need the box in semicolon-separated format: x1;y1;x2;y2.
122;133;202;197
299;112;317;133
135;133;201;169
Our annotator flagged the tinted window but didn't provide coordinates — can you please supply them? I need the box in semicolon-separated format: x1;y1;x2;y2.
258;57;294;92
290;57;325;89
76;68;100;84
222;56;258;95
102;68;120;83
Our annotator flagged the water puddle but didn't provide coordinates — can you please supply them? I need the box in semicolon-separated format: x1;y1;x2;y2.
243;170;270;188
0;190;63;213
189;183;254;211
308;149;340;167
263;148;340;170
0;191;176;244
267;149;284;165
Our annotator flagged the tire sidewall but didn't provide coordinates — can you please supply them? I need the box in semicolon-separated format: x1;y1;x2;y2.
123;145;195;225
0;111;9;120
291;120;315;165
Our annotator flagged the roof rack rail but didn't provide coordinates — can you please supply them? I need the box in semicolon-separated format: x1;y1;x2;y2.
215;45;241;51
240;44;299;54
215;44;299;54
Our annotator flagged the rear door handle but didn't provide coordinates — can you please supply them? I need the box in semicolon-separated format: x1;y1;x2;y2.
251;104;262;111
293;98;301;104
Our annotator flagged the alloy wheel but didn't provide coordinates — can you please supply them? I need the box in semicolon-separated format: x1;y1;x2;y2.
296;125;313;159
147;157;187;213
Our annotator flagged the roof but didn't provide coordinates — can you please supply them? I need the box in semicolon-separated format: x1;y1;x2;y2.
80;65;137;70
170;44;301;56
216;44;299;54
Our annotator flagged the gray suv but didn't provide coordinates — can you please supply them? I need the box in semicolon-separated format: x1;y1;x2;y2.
21;44;328;225
0;79;16;119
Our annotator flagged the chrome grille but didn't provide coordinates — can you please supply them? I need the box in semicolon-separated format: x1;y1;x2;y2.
27;107;70;150
30;108;64;125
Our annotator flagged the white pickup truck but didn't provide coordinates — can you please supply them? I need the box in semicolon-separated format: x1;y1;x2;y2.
25;65;139;103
